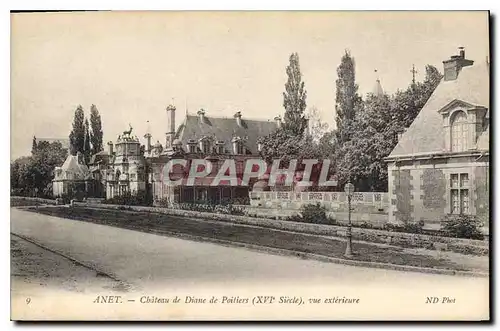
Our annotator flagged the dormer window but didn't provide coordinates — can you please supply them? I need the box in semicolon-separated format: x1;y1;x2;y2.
199;137;211;154
216;141;225;154
236;141;244;155
451;111;468;152
187;139;197;153
231;137;242;155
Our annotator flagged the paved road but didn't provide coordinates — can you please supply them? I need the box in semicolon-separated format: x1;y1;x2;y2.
10;208;487;289
10;208;490;320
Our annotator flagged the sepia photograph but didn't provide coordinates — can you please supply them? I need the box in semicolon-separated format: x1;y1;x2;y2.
9;10;490;321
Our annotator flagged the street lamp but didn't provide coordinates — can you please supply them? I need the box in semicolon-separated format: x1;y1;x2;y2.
344;182;355;258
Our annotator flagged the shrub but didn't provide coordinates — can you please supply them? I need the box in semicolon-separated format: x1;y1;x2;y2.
440;214;484;240
103;191;148;206
284;203;336;225
403;220;424;234
172;203;246;216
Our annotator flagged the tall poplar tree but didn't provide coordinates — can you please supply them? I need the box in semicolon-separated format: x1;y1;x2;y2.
69;105;85;156
282;52;308;136
90;104;103;155
83;118;91;165
31;136;37;155
334;50;362;144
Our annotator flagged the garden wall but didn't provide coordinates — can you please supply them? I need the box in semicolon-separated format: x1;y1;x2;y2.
74;201;488;256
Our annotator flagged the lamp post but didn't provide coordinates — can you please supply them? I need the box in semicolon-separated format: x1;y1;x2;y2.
344;182;355;258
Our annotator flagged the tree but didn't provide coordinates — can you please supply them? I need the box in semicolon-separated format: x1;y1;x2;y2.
31;136;37;155
11;142;67;197
84;118;91;165
258;129;320;165
90;104;103;155
69;105;85;156
334;50;362;144
307;107;329;144
393;65;443;129
282;52;308;136
335;65;443;191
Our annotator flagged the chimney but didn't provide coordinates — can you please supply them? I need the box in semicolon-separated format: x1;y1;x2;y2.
143;133;152;153
274;115;282;129
197;108;206;122
234;111;242;127
443;47;474;81
107;141;114;155
76;151;83;164
166;104;176;148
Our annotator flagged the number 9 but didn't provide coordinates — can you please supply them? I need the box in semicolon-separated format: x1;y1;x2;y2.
26;298;31;305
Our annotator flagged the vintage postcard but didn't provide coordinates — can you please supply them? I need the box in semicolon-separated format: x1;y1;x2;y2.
10;11;490;321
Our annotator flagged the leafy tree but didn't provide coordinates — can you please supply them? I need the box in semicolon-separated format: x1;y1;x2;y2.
31;136;37;155
84;118;91;164
282;52;308;136
90;104;103;155
11;142;67;197
69;105;85;156
334;65;443;191
393;65;443;129
258;129;320;165
335;50;362;144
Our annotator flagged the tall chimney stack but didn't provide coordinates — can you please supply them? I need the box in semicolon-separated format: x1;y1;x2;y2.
166;104;176;148
274;115;282;129
107;141;114;155
234;111;242;127
443;47;474;81
144;133;152;153
197;108;206;122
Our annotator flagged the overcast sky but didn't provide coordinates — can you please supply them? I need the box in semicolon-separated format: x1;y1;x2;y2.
11;11;489;159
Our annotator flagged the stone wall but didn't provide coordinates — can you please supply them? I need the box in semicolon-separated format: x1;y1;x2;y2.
74;201;488;256
474;166;490;224
388;157;490;231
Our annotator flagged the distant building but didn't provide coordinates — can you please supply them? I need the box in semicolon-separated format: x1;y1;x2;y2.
52;152;94;198
386;48;489;229
145;107;278;205
105;128;146;199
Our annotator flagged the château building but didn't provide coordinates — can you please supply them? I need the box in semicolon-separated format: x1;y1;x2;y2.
386;48;489;230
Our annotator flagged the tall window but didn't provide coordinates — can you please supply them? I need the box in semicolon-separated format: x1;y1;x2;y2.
451;111;468;152
237;142;244;155
450;173;470;214
200;139;211;154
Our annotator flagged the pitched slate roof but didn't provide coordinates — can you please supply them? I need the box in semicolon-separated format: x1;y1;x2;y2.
60;154;90;178
175;114;278;154
389;63;489;158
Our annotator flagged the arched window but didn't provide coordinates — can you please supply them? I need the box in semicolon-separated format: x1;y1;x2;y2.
451;111;468;152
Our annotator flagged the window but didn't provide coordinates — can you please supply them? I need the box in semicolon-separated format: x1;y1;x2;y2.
187;143;196;153
451;111;468;152
237;142;244;155
200;139;211;154
450;173;470;214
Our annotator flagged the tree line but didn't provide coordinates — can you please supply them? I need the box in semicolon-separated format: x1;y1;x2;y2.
258;51;443;192
11;105;104;198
